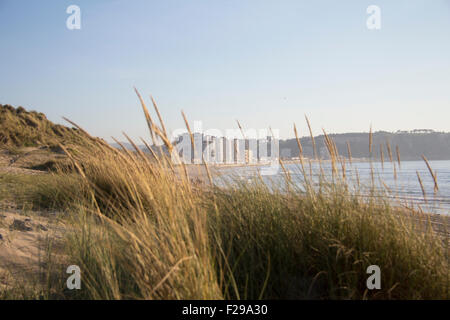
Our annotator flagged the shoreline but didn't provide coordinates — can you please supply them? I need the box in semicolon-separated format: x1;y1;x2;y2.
179;158;450;169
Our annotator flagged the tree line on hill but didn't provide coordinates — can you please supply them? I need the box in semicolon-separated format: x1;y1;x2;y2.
3;104;449;161
278;131;450;161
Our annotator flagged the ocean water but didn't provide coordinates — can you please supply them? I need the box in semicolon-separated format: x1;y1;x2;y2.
215;160;450;215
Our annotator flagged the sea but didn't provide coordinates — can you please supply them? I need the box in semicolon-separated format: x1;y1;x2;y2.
215;160;450;215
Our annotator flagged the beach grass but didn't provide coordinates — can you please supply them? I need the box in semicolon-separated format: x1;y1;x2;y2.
1;94;448;300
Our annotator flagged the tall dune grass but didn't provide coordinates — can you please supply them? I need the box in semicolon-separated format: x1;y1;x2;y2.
36;90;448;300
2;92;444;300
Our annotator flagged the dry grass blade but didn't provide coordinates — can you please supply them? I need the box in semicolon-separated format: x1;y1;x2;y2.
236;120;246;140
293;123;306;173
111;137;139;166
140;137;161;165
279;158;291;182
152;124;174;154
386;140;396;180
416;171;428;204
322;129;337;176
62;117;121;156
386;141;393;163
58;143;86;179
134;87;156;142
123;132;145;157
181;111;195;158
340;156;346;180
134;89;172;154
346;141;352;165
150;95;168;139
422;155;439;193
293;123;303;157
62;117;90;137
149;256;194;297
305;115;317;160
202;154;213;185
122;132;156;176
332;140;339;159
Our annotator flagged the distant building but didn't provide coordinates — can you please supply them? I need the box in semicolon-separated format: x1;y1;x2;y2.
202;135;213;163
243;139;257;163
267;136;279;160
237;139;246;163
215;136;223;164
193;133;203;164
233;138;239;163
175;132;278;164
222;137;232;164
245;149;253;164
411;129;435;134
175;132;192;164
257;138;268;162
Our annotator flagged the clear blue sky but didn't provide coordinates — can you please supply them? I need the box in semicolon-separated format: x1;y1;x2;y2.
1;0;450;141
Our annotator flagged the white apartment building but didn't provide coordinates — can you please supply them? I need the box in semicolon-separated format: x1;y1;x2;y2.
193;132;203;164
175;133;279;164
222;137;233;164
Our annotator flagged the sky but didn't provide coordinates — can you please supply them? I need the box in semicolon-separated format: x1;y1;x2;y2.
1;0;450;141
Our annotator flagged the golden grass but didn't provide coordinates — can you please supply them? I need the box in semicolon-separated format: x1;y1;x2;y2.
1;92;449;300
